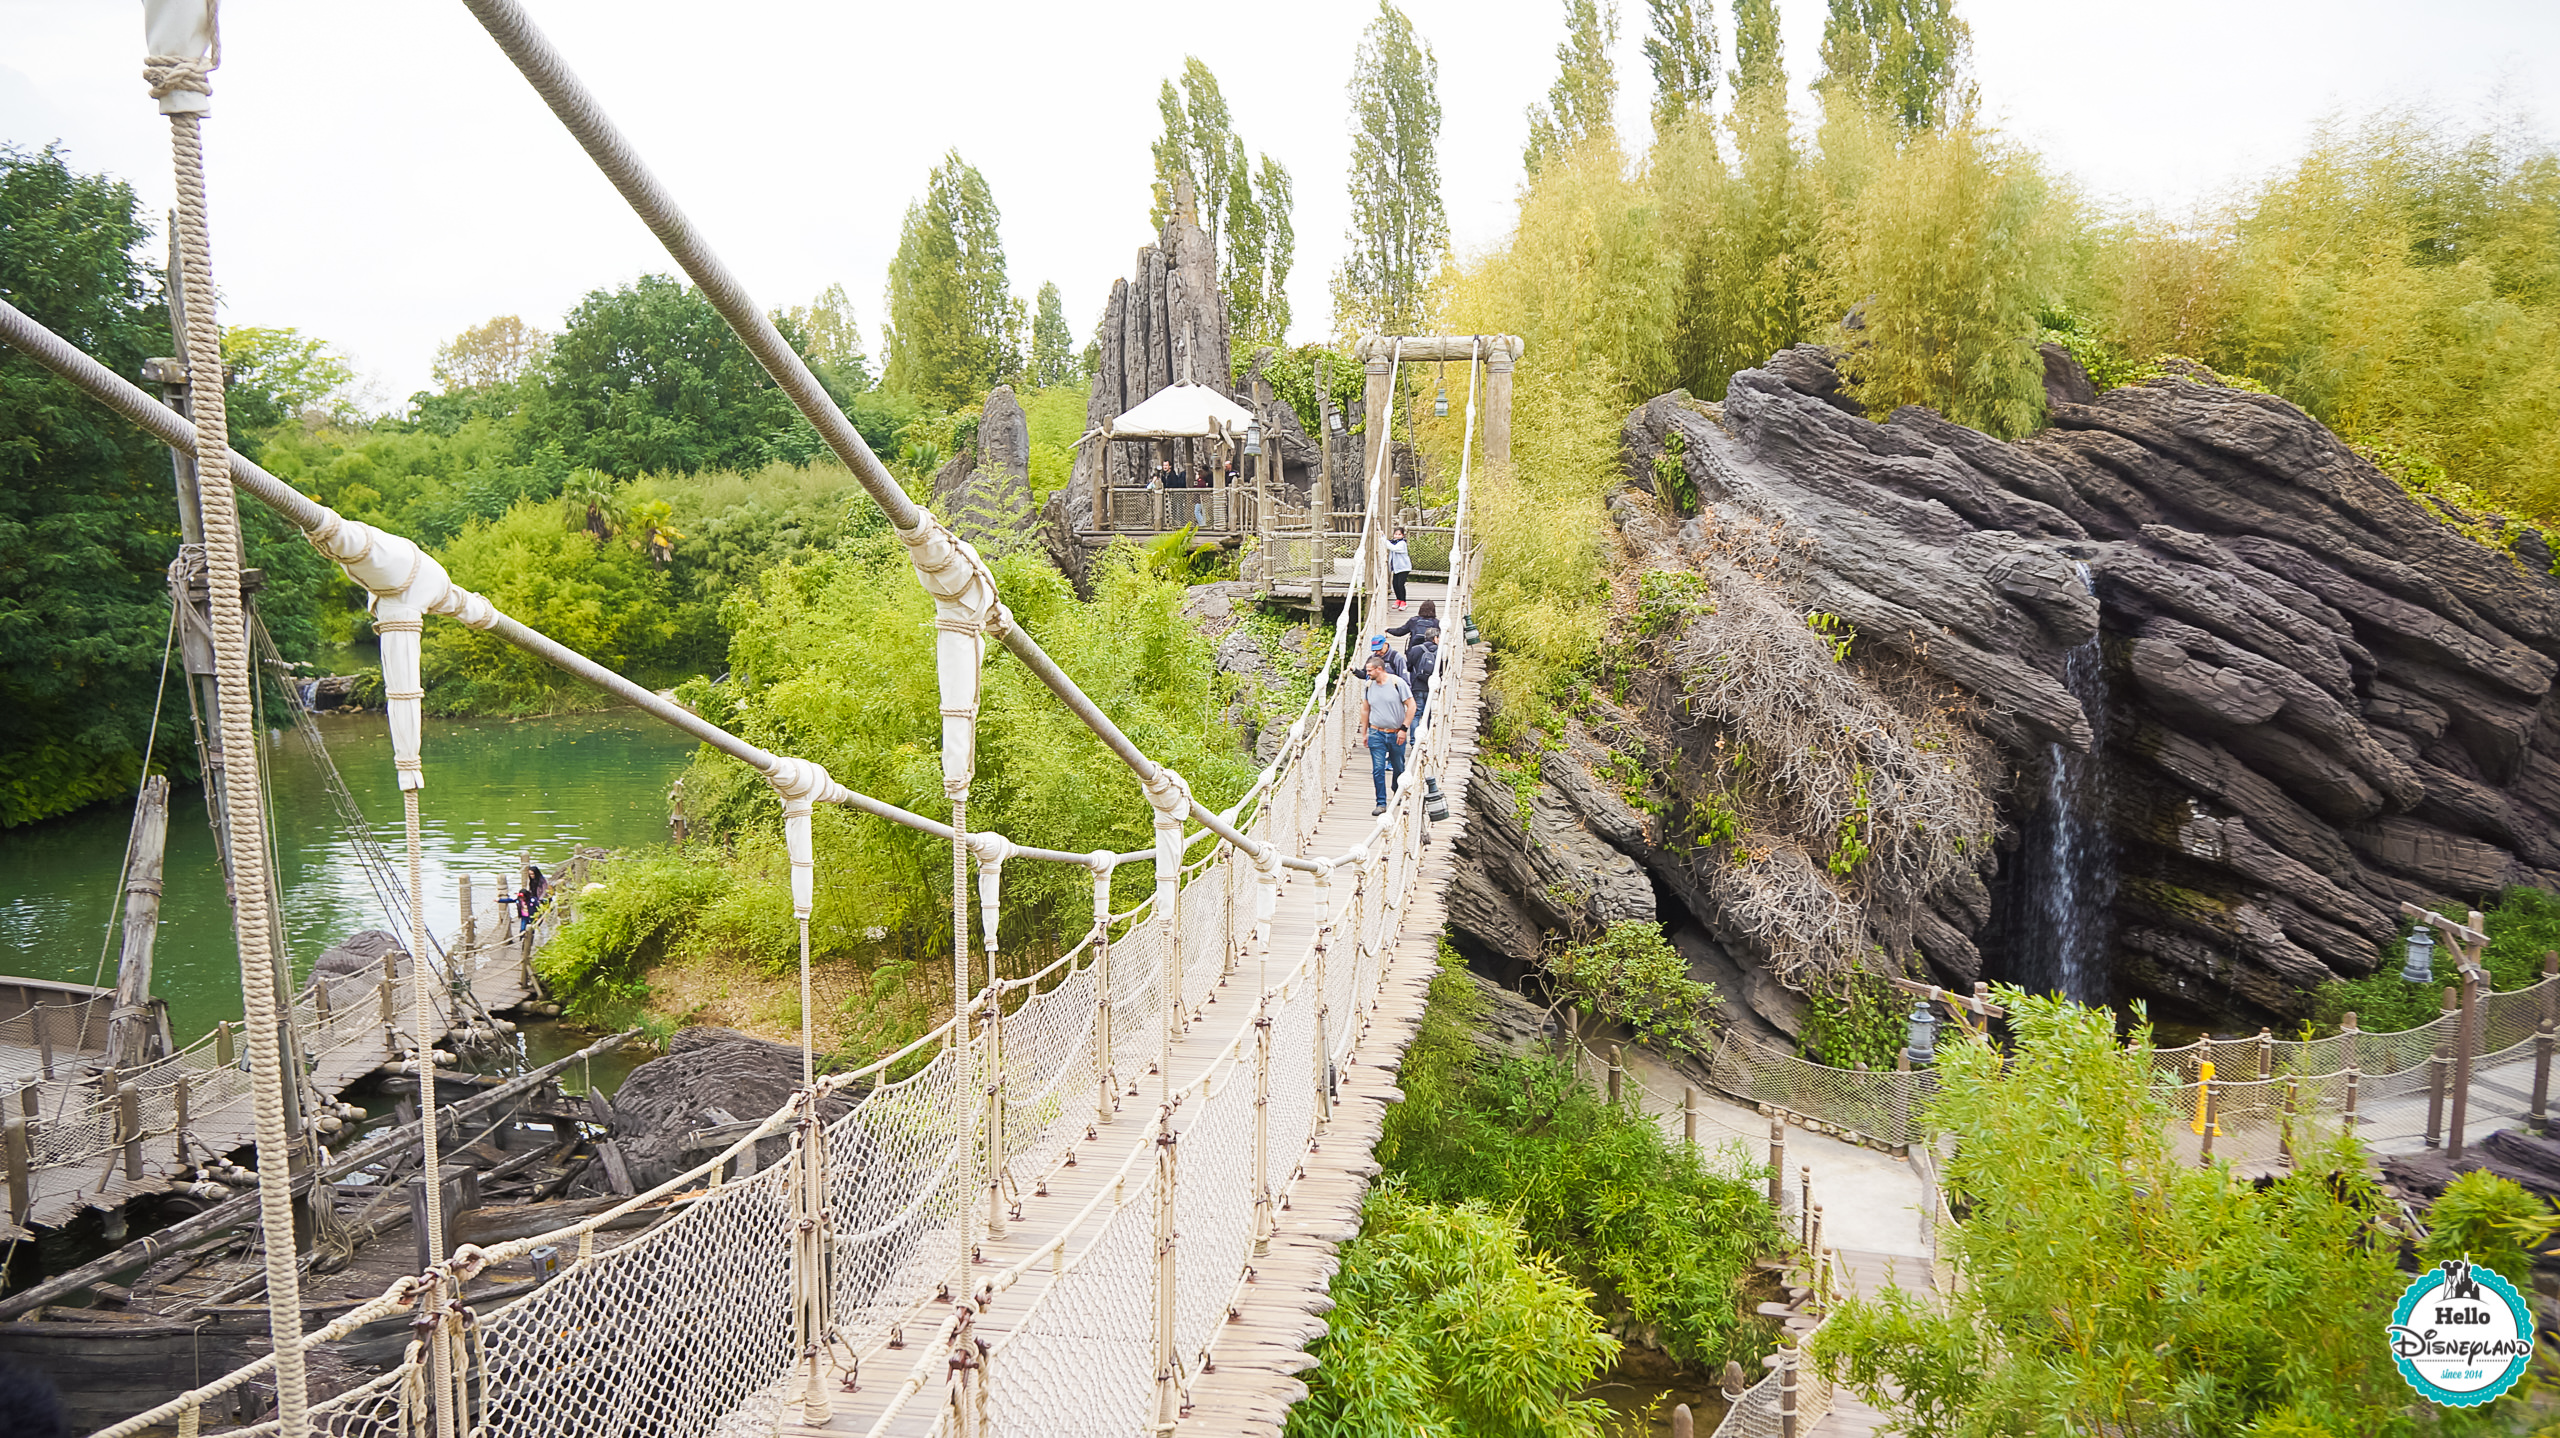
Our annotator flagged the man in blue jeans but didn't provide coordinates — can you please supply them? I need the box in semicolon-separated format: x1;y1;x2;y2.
1363;654;1414;815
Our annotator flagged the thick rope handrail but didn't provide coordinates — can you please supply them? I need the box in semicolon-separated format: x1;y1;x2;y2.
142;4;312;1427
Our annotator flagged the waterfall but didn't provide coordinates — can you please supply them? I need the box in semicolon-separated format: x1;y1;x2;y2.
2028;563;2117;1004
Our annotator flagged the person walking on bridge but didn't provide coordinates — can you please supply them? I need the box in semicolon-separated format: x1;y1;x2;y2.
1363;654;1414;816
1406;629;1440;733
1387;526;1414;608
1368;634;1408;684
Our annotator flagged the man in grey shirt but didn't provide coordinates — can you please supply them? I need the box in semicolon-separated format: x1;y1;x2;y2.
1363;654;1414;815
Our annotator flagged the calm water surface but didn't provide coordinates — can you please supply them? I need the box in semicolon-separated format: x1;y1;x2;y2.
0;709;697;1047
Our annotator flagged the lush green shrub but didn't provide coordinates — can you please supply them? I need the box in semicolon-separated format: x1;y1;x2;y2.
1289;1182;1619;1438
2419;1169;2547;1291
1545;920;1719;1059
1819;990;2479;1436
1798;956;1908;1069
536;850;734;1018
1377;955;1780;1369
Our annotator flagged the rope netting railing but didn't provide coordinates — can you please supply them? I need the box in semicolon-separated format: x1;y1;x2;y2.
1690;972;2560;1166
85;518;1480;1438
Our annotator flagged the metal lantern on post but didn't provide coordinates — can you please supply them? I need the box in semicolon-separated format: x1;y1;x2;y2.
1243;419;1261;458
1904;1000;1940;1067
1424;777;1450;822
2403;923;2437;985
1463;614;1482;646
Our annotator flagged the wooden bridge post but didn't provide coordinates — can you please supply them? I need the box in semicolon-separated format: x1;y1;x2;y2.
2426;986;2455;1149
1483;339;1516;469
459;873;474;957
794;1091;836;1425
105;774;170;1070
2534;957;2557;1134
1092;860;1117;1126
3;1107;26;1228
1767;1116;1785;1210
1684;1088;1698;1149
1252;997;1275;1256
2450;958;2483;1162
1608;1045;1624;1105
2343;1011;2362;1131
1777;1336;1799;1438
1312;862;1334;1133
1152;1108;1181;1434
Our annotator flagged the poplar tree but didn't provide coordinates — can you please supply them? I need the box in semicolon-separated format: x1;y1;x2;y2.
1816;0;1975;131
1226;154;1297;346
1643;0;1718;138
1151;58;1236;254
774;283;869;397
1524;0;1620;176
1030;281;1072;388
882;151;1022;409
1336;0;1448;336
1152;58;1296;350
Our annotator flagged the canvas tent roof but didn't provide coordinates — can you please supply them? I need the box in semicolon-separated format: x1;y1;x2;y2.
1098;383;1255;440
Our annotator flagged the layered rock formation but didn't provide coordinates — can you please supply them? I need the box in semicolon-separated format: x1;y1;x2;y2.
1454;345;2560;1029
935;383;1033;550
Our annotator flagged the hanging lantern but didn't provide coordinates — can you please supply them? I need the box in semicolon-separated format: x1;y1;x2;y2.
1905;1001;1941;1066
1425;776;1450;822
2403;923;2437;985
1435;360;1449;418
1327;407;1343;434
1463;614;1482;646
1243;419;1262;458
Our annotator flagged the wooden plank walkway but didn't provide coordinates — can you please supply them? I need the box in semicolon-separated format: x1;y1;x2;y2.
775;583;1476;1437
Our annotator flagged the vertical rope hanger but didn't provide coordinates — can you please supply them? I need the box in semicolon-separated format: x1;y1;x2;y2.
141;5;313;1436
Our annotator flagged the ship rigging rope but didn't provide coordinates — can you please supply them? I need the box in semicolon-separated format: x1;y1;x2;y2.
151;1;315;1427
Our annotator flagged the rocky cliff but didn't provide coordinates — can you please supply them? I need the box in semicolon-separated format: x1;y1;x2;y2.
1452;346;2560;1030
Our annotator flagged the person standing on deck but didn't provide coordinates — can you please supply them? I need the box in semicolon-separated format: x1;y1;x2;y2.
1387;527;1413;609
1363;654;1414;816
1406;629;1440;733
1384;599;1439;649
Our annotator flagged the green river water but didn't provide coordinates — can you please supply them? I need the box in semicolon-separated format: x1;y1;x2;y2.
0;708;698;1058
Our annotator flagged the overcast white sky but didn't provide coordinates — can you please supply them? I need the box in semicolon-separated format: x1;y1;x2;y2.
4;0;2552;404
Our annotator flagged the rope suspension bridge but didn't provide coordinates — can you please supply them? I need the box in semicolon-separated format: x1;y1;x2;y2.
0;5;1517;1434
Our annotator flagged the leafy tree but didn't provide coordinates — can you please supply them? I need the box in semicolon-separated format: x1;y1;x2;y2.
1152;59;1295;348
1642;0;1718;139
1815;0;1974;132
418;495;702;714
1729;0;1784;96
1819;992;2438;1435
882;151;1022;409
221;325;364;431
1226;155;1299;347
1522;0;1620;177
1289;1182;1620;1438
1816;113;2069;437
431;314;549;393
774;283;870;399
1029;281;1072;388
1336;1;1448;336
1542;919;1718;1058
0;144;180;825
1151;58;1237;254
519;273;817;477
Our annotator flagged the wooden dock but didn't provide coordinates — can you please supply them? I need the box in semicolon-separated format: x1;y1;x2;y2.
1;877;570;1237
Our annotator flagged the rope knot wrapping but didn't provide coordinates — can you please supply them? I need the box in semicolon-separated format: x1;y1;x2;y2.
142;53;216;101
